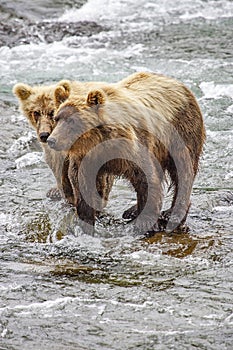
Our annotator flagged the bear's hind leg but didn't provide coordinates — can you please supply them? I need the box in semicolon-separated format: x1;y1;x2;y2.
96;173;114;214
165;147;194;233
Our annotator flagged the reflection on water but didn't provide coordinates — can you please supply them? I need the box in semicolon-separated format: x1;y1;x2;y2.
23;210;220;260
145;232;217;259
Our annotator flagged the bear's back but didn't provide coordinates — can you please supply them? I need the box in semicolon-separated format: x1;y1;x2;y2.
105;72;191;124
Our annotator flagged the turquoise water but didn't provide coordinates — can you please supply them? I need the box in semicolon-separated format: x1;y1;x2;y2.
0;1;233;349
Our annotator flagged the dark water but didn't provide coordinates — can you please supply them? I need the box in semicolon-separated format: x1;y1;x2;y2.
0;1;233;349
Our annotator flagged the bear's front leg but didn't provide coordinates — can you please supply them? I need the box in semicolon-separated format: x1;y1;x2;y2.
131;167;163;236
77;198;96;234
71;159;96;234
62;156;75;205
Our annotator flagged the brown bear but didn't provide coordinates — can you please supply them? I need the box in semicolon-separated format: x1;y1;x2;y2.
13;80;114;203
47;72;206;234
13;80;69;199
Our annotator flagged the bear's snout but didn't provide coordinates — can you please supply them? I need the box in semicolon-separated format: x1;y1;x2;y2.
47;137;56;149
39;132;50;143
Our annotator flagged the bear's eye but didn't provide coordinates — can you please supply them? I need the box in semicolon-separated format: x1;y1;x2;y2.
48;110;54;119
33;111;40;122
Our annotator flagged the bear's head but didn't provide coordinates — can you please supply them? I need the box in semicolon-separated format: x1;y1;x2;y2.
13;80;71;143
47;87;107;152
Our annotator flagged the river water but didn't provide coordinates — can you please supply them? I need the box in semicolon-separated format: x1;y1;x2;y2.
0;1;233;349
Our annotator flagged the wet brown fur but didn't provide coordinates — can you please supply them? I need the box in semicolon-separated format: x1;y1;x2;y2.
48;72;206;233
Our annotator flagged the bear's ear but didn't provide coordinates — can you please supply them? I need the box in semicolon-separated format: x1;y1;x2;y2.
54;84;71;108
12;83;32;100
56;80;71;95
87;90;106;107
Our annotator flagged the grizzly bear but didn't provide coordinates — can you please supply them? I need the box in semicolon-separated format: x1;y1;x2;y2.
13;80;69;199
13;80;114;203
47;72;205;234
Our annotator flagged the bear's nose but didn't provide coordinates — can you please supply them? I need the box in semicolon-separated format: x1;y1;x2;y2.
47;137;56;149
39;132;50;143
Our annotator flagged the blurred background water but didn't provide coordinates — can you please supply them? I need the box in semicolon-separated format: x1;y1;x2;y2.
0;1;233;349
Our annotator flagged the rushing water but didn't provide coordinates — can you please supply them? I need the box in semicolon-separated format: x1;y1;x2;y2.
0;1;233;349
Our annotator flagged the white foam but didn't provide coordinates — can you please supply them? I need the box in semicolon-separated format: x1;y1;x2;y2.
1;328;8;338
200;82;233;99
0;213;12;226
58;0;233;25
10;114;25;123
15;152;43;169
129;250;161;265
0;297;74;317
213;205;233;213
225;171;233;180
8;131;36;157
226;105;233;113
180;2;233;20
224;313;233;325
58;0;137;23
